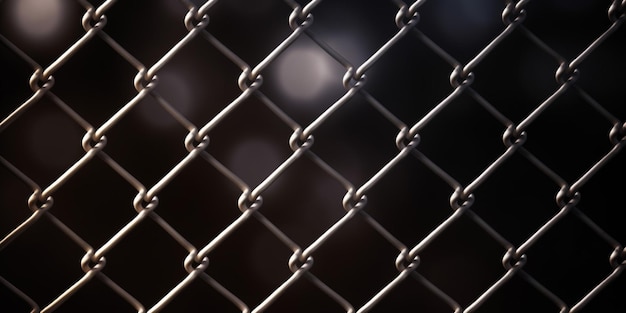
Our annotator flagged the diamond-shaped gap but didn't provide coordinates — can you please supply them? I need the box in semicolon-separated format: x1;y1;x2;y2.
373;274;460;313
0;96;85;187
164;275;245;313
253;154;346;248
366;28;453;125
207;0;297;68
310;214;404;310
0;163;35;241
205;214;294;309
366;156;452;250
53;274;141;313
52;32;138;127
523;0;612;61
416;91;506;188
138;34;246;131
0;213;86;308
470;28;561;124
100;0;188;68
417;0;504;63
103;95;190;190
265;273;351;313
207;95;293;189
104;215;189;308
524;89;615;184
524;212;617;306
50;154;138;249
312;92;402;189
475;273;561;313
577;151;626;245
261;34;347;124
309;0;405;67
153;155;244;250
416;213;505;308
0;0;85;67
0;38;34;119
472;151;559;246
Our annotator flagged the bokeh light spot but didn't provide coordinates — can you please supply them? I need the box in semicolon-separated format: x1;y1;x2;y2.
11;0;66;42
275;46;335;102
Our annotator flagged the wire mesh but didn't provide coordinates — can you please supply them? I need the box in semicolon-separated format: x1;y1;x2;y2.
1;0;625;312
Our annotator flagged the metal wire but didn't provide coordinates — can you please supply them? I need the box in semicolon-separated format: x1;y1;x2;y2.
1;0;625;312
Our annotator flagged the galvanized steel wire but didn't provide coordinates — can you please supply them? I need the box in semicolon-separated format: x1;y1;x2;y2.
1;0;625;312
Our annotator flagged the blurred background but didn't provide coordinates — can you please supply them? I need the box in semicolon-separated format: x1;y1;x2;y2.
0;0;625;312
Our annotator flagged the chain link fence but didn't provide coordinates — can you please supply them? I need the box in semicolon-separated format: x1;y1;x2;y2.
1;0;625;312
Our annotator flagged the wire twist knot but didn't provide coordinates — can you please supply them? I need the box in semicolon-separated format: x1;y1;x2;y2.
449;189;474;211
238;68;263;92
502;124;527;147
610;246;626;268
342;67;367;90
134;68;159;92
82;8;107;31
609;0;626;22
609;122;626;145
133;191;159;213
502;1;527;25
395;249;420;271
82;129;108;152
184;249;210;273
449;66;474;88
184;7;210;31
29;69;55;92
395;127;421;150
184;128;210;152
555;186;581;208
342;190;368;211
395;5;420;28
289;128;314;151
28;191;53;212
288;249;314;272
289;6;314;30
555;62;579;84
81;250;107;273
502;248;527;270
238;191;263;212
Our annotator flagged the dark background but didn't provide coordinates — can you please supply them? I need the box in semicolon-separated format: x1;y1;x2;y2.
1;0;625;312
